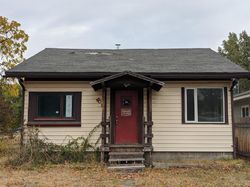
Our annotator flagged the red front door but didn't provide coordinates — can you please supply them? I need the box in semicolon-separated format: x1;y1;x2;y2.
115;90;139;144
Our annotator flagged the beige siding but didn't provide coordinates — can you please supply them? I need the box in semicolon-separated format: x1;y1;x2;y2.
23;81;102;145
152;81;233;152
23;80;233;152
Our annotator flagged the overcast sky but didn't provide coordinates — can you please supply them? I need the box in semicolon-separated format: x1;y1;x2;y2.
1;0;250;58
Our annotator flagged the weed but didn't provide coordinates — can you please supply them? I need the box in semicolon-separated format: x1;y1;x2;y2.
8;123;101;167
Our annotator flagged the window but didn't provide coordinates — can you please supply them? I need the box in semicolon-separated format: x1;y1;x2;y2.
186;89;195;121
28;92;81;126
38;94;61;117
185;88;225;123
241;105;249;118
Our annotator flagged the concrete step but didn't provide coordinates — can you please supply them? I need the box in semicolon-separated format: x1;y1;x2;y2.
109;158;145;162
108;164;145;171
109;151;144;157
109;144;143;148
110;148;144;152
109;151;144;156
109;145;144;152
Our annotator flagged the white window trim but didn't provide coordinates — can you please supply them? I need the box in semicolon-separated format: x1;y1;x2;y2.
185;87;225;124
241;105;249;118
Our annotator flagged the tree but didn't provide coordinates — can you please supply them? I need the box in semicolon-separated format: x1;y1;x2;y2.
0;89;20;134
0;16;28;76
218;31;250;93
0;17;28;134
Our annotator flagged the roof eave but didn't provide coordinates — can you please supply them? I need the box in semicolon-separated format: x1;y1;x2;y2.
4;71;250;80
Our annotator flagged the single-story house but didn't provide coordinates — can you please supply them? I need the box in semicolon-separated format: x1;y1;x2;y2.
234;90;250;123
5;48;250;169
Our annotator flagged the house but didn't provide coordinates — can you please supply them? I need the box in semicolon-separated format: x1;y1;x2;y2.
5;48;250;169
234;90;250;123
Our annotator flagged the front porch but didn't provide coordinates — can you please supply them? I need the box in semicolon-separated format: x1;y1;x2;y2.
90;71;164;169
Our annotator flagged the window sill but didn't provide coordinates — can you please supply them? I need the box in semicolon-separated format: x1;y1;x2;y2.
27;121;81;127
34;117;76;121
183;122;228;125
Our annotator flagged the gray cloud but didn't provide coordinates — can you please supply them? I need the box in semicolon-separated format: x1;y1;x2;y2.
1;0;250;58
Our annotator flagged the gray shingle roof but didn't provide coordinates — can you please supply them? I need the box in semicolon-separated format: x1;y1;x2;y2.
5;48;248;76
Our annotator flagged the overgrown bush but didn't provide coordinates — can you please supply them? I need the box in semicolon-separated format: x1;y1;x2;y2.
9;124;101;166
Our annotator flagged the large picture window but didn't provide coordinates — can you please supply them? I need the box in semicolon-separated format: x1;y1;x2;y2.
28;92;81;126
185;88;225;123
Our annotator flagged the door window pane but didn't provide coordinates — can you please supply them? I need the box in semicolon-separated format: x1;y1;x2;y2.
186;89;195;121
197;88;223;122
38;95;61;117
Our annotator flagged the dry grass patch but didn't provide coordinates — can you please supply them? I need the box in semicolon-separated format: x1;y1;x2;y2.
1;136;250;186
0;159;250;187
138;159;250;187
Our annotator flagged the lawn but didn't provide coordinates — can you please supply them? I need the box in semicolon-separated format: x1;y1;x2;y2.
1;137;250;187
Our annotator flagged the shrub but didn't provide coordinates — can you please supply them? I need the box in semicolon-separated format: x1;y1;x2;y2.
9;124;101;166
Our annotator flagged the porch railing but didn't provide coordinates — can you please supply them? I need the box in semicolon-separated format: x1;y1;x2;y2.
143;118;153;151
100;120;111;149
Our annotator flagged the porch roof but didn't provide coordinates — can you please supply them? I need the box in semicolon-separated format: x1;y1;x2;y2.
90;71;165;91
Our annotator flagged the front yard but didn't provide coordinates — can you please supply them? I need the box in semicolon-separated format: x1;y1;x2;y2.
1;159;250;187
1;137;250;186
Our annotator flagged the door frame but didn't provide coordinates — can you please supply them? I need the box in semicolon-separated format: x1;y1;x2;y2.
110;88;144;145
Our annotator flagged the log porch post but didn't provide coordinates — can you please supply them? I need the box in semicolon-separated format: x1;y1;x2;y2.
101;87;107;163
146;86;153;166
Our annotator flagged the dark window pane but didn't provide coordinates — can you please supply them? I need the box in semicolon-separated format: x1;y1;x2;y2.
197;89;223;122
242;108;246;117
187;89;195;121
121;97;131;107
38;95;61;117
242;107;249;118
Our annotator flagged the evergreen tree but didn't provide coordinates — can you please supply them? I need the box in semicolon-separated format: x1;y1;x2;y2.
218;31;250;93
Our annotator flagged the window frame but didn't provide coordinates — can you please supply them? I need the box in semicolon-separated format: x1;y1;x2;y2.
184;87;225;124
28;92;81;127
241;105;249;118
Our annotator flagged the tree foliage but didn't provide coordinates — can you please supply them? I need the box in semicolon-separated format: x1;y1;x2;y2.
218;31;250;93
0;16;28;75
0;17;28;134
0;85;21;134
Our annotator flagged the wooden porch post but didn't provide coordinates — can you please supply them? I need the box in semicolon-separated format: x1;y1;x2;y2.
146;86;153;166
147;87;153;143
101;87;107;163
